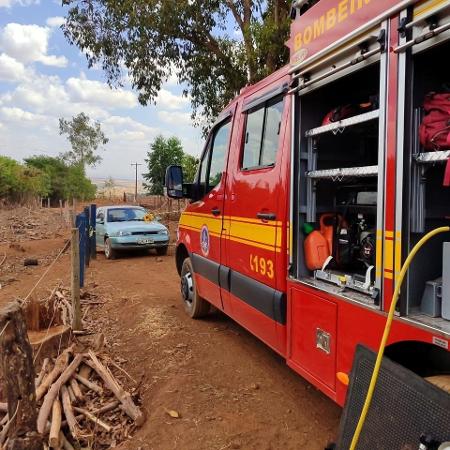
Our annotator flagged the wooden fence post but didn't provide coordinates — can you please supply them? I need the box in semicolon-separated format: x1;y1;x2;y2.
71;227;81;331
0;302;43;450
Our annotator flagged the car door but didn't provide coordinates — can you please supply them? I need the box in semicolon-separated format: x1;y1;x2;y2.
181;113;234;310
96;208;106;247
222;83;289;352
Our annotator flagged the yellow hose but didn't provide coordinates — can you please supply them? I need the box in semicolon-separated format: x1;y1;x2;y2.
349;226;450;450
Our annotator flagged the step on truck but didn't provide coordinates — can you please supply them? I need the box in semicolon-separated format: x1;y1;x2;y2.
166;0;450;446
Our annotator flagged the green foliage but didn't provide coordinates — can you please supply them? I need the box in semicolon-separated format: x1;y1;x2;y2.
0;156;22;197
59;112;109;167
0;155;96;203
64;164;97;201
62;0;291;132
24;155;68;200
0;156;50;201
182;154;199;183
143;136;185;195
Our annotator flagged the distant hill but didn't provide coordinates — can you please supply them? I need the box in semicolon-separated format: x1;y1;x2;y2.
91;177;144;196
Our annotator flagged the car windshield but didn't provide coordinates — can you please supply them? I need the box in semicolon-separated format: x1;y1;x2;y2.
107;208;147;222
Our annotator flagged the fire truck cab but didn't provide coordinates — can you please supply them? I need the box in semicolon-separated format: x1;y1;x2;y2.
166;0;450;408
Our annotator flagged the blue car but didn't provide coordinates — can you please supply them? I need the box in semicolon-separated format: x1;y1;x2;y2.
95;205;170;259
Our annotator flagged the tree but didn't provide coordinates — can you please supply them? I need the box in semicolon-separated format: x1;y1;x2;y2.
182;154;199;183
143;136;184;195
104;176;116;199
24;155;97;202
59;112;109;167
24;155;68;201
0;156;50;202
64;164;97;201
62;1;291;131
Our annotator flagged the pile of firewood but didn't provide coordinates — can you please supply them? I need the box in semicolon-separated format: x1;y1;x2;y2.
0;346;144;449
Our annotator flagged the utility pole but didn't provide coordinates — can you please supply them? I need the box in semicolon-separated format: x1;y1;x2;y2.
131;162;142;203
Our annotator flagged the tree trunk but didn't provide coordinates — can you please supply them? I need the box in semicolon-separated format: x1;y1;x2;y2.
0;301;43;450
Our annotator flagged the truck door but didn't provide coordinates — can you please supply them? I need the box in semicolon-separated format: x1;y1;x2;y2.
181;114;234;310
222;83;289;352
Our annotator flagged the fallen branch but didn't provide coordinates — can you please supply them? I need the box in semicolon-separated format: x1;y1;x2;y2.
74;374;103;394
49;398;61;448
59;431;75;450
87;350;144;425
67;385;76;405
35;357;50;388
69;379;83;404
73;407;112;433
36;348;72;401
60;386;79;440
37;354;83;434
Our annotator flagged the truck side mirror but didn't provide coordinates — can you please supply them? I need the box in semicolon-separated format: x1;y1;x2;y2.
165;165;184;199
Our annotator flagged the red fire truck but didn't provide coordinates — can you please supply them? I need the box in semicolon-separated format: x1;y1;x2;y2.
165;0;450;411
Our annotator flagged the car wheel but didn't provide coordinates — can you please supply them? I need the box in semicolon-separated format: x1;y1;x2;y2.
104;238;116;260
156;246;168;256
180;257;210;319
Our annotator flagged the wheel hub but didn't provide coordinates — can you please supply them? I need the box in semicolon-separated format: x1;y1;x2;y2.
181;272;194;303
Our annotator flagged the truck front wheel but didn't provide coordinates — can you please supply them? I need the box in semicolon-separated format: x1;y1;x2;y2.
180;258;210;319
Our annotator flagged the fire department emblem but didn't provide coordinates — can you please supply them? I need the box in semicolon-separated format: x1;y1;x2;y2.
200;225;210;256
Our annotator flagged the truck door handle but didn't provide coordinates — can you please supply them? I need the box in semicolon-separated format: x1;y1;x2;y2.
257;212;276;221
211;208;221;216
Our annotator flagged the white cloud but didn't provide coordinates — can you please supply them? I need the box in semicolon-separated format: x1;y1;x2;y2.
46;16;65;28
0;23;67;67
157;110;192;127
0;106;48;124
0;53;26;82
0;0;39;7
66;76;137;109
156;88;188;110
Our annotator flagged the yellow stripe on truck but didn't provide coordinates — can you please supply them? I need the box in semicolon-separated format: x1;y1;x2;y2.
180;212;282;252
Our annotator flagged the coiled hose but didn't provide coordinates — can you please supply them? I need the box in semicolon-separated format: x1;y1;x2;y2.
349;226;450;450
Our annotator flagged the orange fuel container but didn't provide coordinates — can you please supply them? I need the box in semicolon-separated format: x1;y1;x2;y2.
320;213;335;254
304;229;330;270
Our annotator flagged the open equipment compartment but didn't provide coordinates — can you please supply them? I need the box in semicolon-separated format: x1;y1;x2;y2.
294;60;384;305
401;7;450;331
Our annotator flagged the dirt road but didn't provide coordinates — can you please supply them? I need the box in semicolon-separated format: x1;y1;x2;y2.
0;208;341;449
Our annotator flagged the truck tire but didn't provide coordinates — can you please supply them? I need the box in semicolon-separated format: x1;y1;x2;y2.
104;238;116;260
180;257;210;319
425;375;450;394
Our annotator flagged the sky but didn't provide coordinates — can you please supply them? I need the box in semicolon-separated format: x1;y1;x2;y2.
0;0;204;180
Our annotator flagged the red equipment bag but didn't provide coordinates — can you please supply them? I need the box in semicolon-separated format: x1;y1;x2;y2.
419;92;450;186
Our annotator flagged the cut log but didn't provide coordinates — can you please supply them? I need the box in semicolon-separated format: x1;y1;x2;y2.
0;403;7;413
35;358;50;388
68;379;83;403
37;354;83;434
49;399;61;448
0;301;43;450
36;348;72;401
73;407;112;432
61;400;120;430
87;350;144;425
60;386;79;440
73;374;103;394
67;386;76;405
92;400;120;415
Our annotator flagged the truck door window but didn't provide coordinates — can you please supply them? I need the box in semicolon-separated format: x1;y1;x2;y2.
209;121;231;189
198;120;231;196
242;95;284;170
